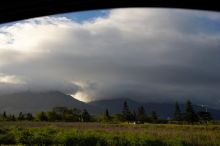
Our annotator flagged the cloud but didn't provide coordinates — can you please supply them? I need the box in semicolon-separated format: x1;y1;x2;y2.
0;73;25;84
0;8;220;107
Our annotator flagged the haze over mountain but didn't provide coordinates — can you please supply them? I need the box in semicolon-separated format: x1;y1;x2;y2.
0;91;220;119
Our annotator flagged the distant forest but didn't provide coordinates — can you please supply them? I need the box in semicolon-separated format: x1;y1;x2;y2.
0;100;212;124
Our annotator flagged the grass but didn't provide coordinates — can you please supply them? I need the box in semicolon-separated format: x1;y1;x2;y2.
0;122;219;146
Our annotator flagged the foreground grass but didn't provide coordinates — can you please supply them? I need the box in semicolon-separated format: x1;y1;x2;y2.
0;122;220;146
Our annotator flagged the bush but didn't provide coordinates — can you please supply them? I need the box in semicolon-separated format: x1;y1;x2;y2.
33;128;56;145
18;129;35;145
0;128;16;144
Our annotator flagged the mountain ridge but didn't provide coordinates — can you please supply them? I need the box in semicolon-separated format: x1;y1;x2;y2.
0;91;220;119
0;91;99;114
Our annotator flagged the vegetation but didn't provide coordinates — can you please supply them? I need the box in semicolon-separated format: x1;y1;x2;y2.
0;99;213;125
185;100;199;123
137;106;146;123
0;99;216;145
171;100;212;124
0;122;219;146
174;102;182;121
122;101;132;122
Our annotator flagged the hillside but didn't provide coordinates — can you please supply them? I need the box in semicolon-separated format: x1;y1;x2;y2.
0;91;98;114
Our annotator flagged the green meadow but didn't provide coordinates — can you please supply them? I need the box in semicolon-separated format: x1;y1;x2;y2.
0;122;219;146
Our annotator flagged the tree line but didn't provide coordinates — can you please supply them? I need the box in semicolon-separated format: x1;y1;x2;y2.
0;107;92;122
0;100;212;124
174;100;212;124
94;100;212;124
98;101;163;123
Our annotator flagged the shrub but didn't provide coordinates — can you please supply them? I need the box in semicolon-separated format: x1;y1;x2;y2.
18;129;35;145
0;128;16;145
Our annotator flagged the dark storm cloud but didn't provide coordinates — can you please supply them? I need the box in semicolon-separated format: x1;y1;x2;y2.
0;8;220;107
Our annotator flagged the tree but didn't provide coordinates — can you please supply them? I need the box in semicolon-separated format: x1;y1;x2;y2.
112;114;123;123
174;102;182;121
81;109;91;122
7;114;16;121
151;111;158;123
122;101;132;122
105;109;111;120
3;111;7;119
98;109;111;122
47;107;82;122
70;108;82;122
46;111;58;121
52;107;68;121
137;106;146;123
26;113;34;121
184;100;198;123
10;115;16;121
36;112;48;121
197;111;212;124
132;110;136;122
18;112;24;121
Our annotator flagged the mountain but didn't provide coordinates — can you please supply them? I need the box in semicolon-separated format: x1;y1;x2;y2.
89;98;174;118
0;91;220;120
0;91;99;114
89;98;140;114
89;98;220;119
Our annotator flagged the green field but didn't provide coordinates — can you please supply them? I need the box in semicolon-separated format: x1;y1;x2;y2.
0;122;219;146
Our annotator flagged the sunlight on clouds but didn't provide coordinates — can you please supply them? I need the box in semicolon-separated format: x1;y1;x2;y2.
70;80;96;102
0;16;81;67
73;81;89;88
0;74;26;84
70;91;90;102
0;16;74;54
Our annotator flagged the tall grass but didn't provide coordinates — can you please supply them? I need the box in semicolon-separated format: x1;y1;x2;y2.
0;122;219;146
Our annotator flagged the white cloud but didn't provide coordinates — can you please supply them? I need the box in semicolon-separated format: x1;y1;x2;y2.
0;73;25;84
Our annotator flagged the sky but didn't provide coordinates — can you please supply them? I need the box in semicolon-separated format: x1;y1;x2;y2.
0;8;220;108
